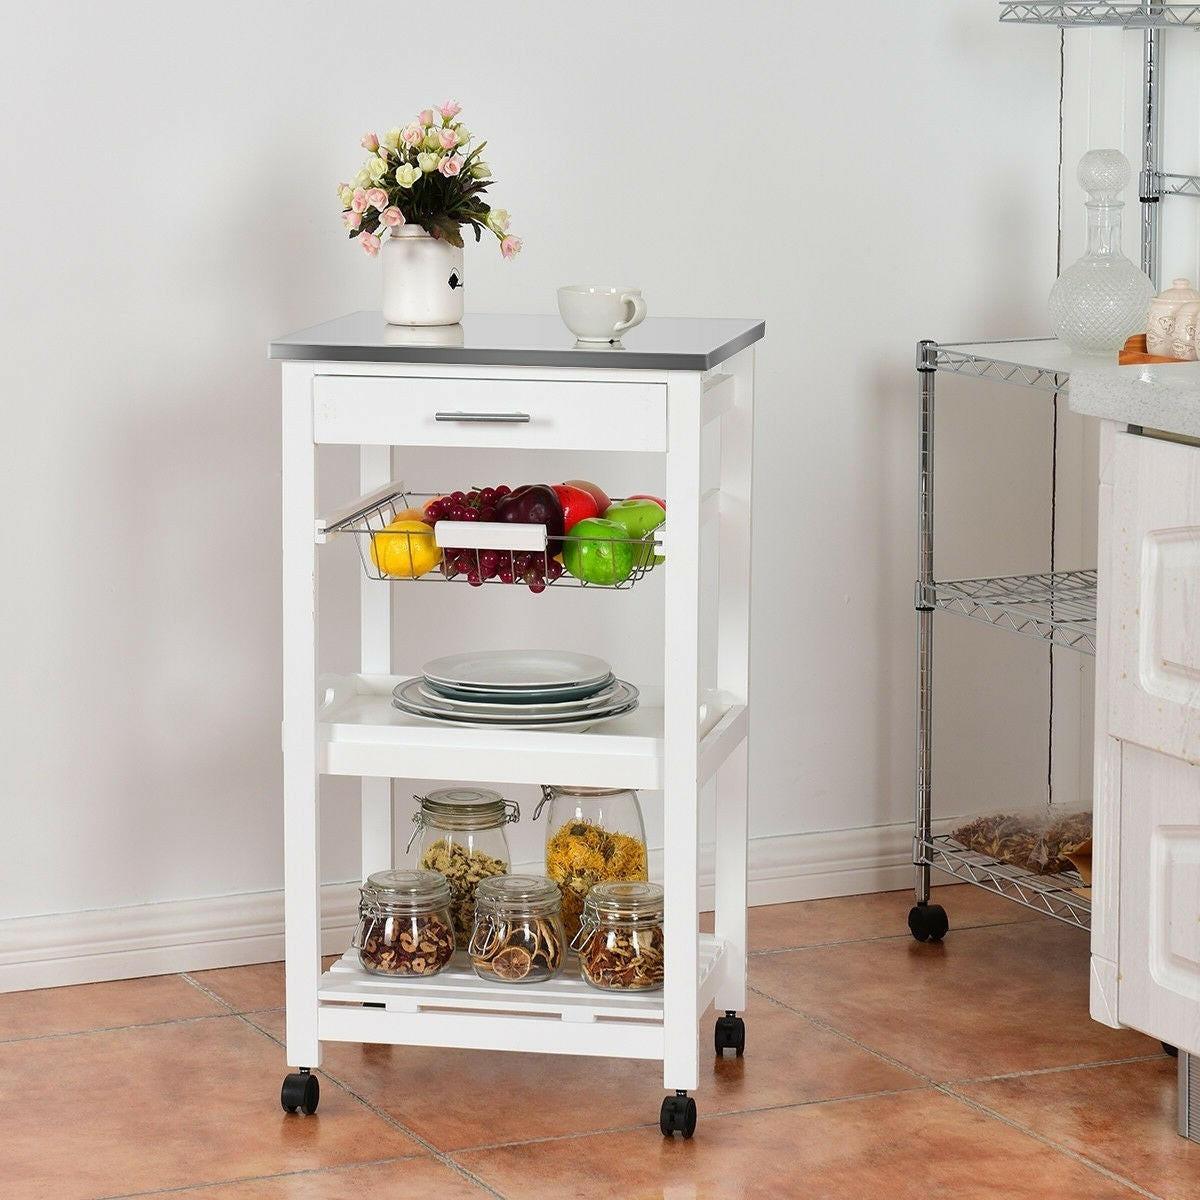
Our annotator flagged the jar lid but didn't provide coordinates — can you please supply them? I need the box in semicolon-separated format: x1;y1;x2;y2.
475;873;561;916
361;868;451;912
416;787;517;829
1155;277;1200;303
584;881;664;923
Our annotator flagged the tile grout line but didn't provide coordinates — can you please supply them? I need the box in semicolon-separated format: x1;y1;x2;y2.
96;1155;418;1200
938;1085;1165;1200
747;984;1166;1200
234;1004;508;1200
941;1050;1169;1086
0;1010;234;1046
744;914;1044;957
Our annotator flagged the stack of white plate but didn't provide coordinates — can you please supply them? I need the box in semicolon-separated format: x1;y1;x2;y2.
393;650;639;731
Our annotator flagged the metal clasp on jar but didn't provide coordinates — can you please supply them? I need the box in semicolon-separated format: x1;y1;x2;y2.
569;916;600;955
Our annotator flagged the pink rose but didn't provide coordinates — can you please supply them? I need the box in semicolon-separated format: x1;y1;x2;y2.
438;128;458;150
351;188;367;214
365;187;389;211
438;154;463;177
500;235;522;260
343;210;362;229
381;206;405;227
360;232;381;257
361;132;379;152
418;109;434;127
402;122;423;147
438;100;462;120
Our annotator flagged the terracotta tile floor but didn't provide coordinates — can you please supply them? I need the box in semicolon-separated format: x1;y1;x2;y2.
2;884;1195;1199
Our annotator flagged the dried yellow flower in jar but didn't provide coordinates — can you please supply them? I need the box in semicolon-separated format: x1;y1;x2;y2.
545;820;648;939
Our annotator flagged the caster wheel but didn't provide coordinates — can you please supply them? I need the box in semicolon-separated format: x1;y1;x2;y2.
660;1092;697;1139
715;1012;746;1057
908;902;949;943
280;1070;319;1114
1163;1042;1179;1058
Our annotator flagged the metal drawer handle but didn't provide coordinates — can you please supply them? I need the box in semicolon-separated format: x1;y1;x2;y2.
434;411;530;424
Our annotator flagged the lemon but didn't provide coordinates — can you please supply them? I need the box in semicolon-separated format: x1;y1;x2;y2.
369;519;441;578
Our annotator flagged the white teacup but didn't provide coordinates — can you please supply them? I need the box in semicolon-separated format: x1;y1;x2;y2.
557;285;646;342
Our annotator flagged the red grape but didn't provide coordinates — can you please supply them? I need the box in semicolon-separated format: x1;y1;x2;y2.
527;578;546;594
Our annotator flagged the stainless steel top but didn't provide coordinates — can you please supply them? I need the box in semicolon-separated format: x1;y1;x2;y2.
269;311;765;371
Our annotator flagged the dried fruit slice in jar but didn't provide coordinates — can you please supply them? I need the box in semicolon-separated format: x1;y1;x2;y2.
491;945;533;981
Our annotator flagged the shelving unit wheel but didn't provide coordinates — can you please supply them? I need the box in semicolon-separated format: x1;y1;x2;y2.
908;902;949;943
660;1091;698;1138
714;1011;746;1057
280;1069;319;1115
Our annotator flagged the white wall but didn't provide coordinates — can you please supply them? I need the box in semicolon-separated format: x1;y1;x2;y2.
0;1;1071;985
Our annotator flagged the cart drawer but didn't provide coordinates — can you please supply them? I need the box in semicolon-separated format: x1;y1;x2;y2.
313;374;667;451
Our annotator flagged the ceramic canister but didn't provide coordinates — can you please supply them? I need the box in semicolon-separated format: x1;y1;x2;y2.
1174;301;1200;361
1147;277;1200;357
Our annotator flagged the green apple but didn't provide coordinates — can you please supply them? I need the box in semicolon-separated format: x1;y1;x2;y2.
603;499;666;567
561;517;636;585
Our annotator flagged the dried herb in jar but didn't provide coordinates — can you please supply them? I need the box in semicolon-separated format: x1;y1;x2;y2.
546;821;648;939
419;840;508;947
580;925;665;991
359;912;455;977
471;918;564;982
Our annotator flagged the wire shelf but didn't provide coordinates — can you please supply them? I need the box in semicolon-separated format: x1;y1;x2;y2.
924;569;1097;654
920;834;1092;930
323;485;662;592
923;340;1072;392
1000;2;1200;28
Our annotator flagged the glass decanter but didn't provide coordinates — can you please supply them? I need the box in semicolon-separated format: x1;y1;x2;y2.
1048;149;1154;354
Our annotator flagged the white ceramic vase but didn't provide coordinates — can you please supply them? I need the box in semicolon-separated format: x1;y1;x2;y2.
382;225;464;326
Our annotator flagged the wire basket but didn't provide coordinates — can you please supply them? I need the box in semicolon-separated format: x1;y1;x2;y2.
322;485;663;592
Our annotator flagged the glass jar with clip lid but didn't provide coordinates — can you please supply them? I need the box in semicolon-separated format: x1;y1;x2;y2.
409;787;518;948
572;881;665;992
353;868;455;977
534;784;648;941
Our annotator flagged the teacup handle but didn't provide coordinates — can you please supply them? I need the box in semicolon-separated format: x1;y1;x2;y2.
613;293;646;334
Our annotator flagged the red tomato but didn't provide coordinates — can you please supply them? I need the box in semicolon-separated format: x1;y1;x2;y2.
627;493;666;510
562;478;610;512
552;483;601;531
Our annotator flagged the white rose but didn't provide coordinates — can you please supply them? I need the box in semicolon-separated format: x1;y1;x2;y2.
417;151;441;174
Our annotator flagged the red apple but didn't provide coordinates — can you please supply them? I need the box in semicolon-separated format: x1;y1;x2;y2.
562;478;610;512
627;493;666;510
552;483;601;531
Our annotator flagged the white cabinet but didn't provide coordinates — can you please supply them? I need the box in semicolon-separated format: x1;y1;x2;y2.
1092;425;1200;1056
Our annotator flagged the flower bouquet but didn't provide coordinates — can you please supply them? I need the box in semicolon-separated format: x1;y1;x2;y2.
338;102;521;325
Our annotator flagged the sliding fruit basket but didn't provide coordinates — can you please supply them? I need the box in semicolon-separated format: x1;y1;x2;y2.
269;311;763;1137
320;482;662;590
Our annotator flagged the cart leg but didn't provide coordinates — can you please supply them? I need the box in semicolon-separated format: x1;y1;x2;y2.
663;370;703;1100
713;346;753;1016
281;362;322;1072
359;445;394;880
713;743;748;1014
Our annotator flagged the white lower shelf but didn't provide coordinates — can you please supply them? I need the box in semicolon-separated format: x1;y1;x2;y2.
318;674;748;790
315;937;727;1060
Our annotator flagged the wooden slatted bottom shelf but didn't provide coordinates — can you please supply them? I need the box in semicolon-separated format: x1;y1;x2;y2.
313;937;727;1060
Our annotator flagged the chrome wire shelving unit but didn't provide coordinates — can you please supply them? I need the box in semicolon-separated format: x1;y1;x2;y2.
909;337;1097;943
909;5;1200;946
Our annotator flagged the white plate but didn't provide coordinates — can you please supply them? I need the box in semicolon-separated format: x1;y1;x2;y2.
391;698;639;732
421;649;612;692
416;679;623;713
394;678;638;724
423;676;615;704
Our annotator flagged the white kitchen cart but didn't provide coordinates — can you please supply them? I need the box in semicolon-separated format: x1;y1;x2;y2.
269;311;764;1136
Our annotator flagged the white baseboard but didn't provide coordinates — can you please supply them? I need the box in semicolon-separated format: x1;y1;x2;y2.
0;821;938;993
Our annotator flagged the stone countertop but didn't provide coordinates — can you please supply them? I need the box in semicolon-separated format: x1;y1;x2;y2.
269;311;765;371
1069;359;1200;440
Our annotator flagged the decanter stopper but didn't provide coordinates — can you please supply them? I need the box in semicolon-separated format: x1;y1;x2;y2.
1048;149;1154;354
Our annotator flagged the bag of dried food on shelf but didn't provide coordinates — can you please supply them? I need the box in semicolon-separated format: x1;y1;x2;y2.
951;805;1092;879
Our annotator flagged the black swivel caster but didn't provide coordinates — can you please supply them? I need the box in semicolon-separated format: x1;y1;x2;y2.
1163;1042;1179;1058
908;902;949;943
715;1011;746;1057
280;1069;319;1114
660;1091;697;1138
